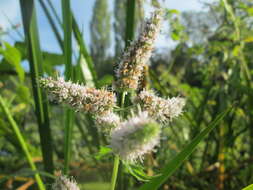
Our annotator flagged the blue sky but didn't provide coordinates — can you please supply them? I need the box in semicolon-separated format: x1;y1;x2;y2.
0;0;215;53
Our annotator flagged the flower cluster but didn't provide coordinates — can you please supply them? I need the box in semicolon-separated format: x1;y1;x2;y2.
115;9;163;91
110;112;160;162
94;112;120;133
39;77;116;116
136;90;185;122
52;175;80;190
40;9;186;166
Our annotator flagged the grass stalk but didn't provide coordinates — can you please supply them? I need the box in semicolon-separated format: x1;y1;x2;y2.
110;155;120;190
61;0;74;174
125;0;136;46
19;0;54;180
0;96;45;190
110;92;127;190
62;0;73;80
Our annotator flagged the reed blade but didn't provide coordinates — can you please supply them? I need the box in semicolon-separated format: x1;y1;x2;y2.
19;0;54;181
0;96;45;190
61;0;74;175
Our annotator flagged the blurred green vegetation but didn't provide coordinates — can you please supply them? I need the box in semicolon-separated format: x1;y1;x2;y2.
0;0;253;189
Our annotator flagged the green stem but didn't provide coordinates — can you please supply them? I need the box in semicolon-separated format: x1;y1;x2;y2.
0;96;45;190
110;91;127;190
110;155;120;190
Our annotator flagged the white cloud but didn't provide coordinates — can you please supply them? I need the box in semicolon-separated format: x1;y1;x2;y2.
0;0;19;30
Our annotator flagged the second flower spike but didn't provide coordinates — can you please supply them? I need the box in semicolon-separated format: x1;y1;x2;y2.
39;77;116;116
136;90;185;123
115;9;163;92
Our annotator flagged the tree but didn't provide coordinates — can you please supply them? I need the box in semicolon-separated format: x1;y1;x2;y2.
90;0;111;71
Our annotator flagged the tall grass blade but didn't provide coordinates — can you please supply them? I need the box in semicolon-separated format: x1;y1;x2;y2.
61;0;74;175
19;0;54;180
62;0;72;80
0;96;45;190
138;106;233;190
125;0;136;46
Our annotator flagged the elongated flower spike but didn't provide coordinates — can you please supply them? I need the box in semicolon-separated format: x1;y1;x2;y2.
115;9;163;92
110;112;161;163
136;90;185;123
39;77;116;116
52;175;80;190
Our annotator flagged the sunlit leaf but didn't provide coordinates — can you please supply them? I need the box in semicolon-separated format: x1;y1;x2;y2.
125;163;160;182
242;184;253;190
95;146;112;160
97;74;113;88
0;42;24;82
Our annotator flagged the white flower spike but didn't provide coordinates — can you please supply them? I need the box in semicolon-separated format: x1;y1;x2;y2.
39;77;116;116
110;112;161;163
52;175;80;190
137;90;185;122
115;9;163;91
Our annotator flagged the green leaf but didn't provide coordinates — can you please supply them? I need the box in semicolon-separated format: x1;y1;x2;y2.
246;7;253;16
11;103;27;114
166;9;180;15
14;41;64;75
15;41;27;59
0;42;24;82
95;146;112;160
171;32;180;41
243;36;253;43
97;74;113;88
232;45;240;57
16;84;31;103
242;184;253;190
0;60;14;72
78;55;95;87
42;52;64;75
125;164;160;182
138;106;233;190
